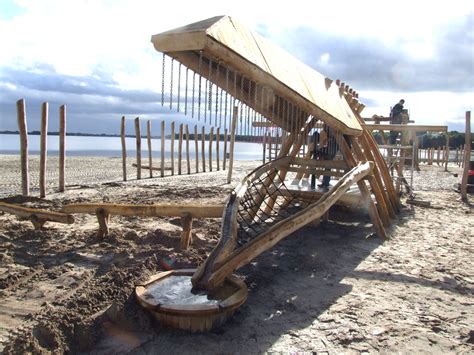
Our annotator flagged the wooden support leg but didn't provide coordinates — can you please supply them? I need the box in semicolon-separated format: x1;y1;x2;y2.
337;135;387;239
96;208;109;240
180;213;193;250
30;214;46;230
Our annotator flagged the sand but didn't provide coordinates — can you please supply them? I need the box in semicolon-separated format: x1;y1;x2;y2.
0;154;473;353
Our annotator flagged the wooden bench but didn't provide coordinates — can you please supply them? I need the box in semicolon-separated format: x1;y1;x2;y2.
62;203;224;249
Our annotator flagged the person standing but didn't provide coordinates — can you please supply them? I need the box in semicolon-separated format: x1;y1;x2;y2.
390;99;405;144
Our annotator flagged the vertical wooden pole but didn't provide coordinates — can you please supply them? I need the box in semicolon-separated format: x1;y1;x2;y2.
135;117;141;180
209;127;214;172
268;132;272;162
201;126;206;172
223;128;228;170
437;146;441;166
178;123;183;175
161;120;166;177
59;105;66;192
444;134;449;171
147;120;153;178
16;99;29;196
461;111;471;201
185;124;191;174
194;125;199;173
170;121;175;176
227;106;238;184
121;116;127;181
216;127;220;171
39;102;48;198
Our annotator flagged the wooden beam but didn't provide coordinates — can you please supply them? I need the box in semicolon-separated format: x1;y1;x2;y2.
364;124;447;133
63;203;224;218
0;202;75;230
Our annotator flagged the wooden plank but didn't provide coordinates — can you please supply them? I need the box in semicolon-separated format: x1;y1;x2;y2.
0;202;74;229
63;203;224;218
364;124;447;132
121;116;127;181
135;117;141;179
186;124;191;174
39;102;48;198
209;127;214;172
178;123;183;175
147;120;153;178
461;111;471;201
16;99;29;196
59;105;66;192
170;121;175;175
194;125;199;173
216;127;220;171
227;107;238;183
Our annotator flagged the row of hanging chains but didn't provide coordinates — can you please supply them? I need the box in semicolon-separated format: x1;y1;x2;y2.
160;51;294;141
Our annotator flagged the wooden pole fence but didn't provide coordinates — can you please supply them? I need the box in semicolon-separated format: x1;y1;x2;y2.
59;105;66;192
121;116;127;181
135;117;142;180
39;102;48;198
16;99;29;196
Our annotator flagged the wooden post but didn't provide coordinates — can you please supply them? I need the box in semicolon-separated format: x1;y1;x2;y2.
39;102;48;198
59;105;66;192
209;127;214;172
16;99;29;196
194;125;199;173
170;121;175;176
185;124;191;174
461;111;471;201
178;123;183;175
216;127;220;171
444;134;449;171
180;213;193;250
147;120;153;178
121;116;127;181
437;146;441;166
161;120;165;177
201;126;206;172
227;106;238;184
223;128;228;170
135;117;141;180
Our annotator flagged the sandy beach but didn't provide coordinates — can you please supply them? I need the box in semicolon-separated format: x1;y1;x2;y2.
0;154;472;353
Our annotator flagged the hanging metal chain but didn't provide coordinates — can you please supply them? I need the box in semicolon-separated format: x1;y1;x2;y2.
185;67;189;115
198;51;203;121
161;53;165;106
177;62;181;112
215;62;220;126
170;58;174;110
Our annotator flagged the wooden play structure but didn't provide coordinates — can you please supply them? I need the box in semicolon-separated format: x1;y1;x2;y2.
134;15;402;331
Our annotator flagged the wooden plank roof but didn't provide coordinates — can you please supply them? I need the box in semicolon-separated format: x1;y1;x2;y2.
151;16;362;135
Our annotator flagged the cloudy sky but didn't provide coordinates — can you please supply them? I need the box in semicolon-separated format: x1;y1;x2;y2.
0;0;472;134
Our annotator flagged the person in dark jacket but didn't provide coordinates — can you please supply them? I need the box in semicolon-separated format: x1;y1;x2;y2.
390;99;405;144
